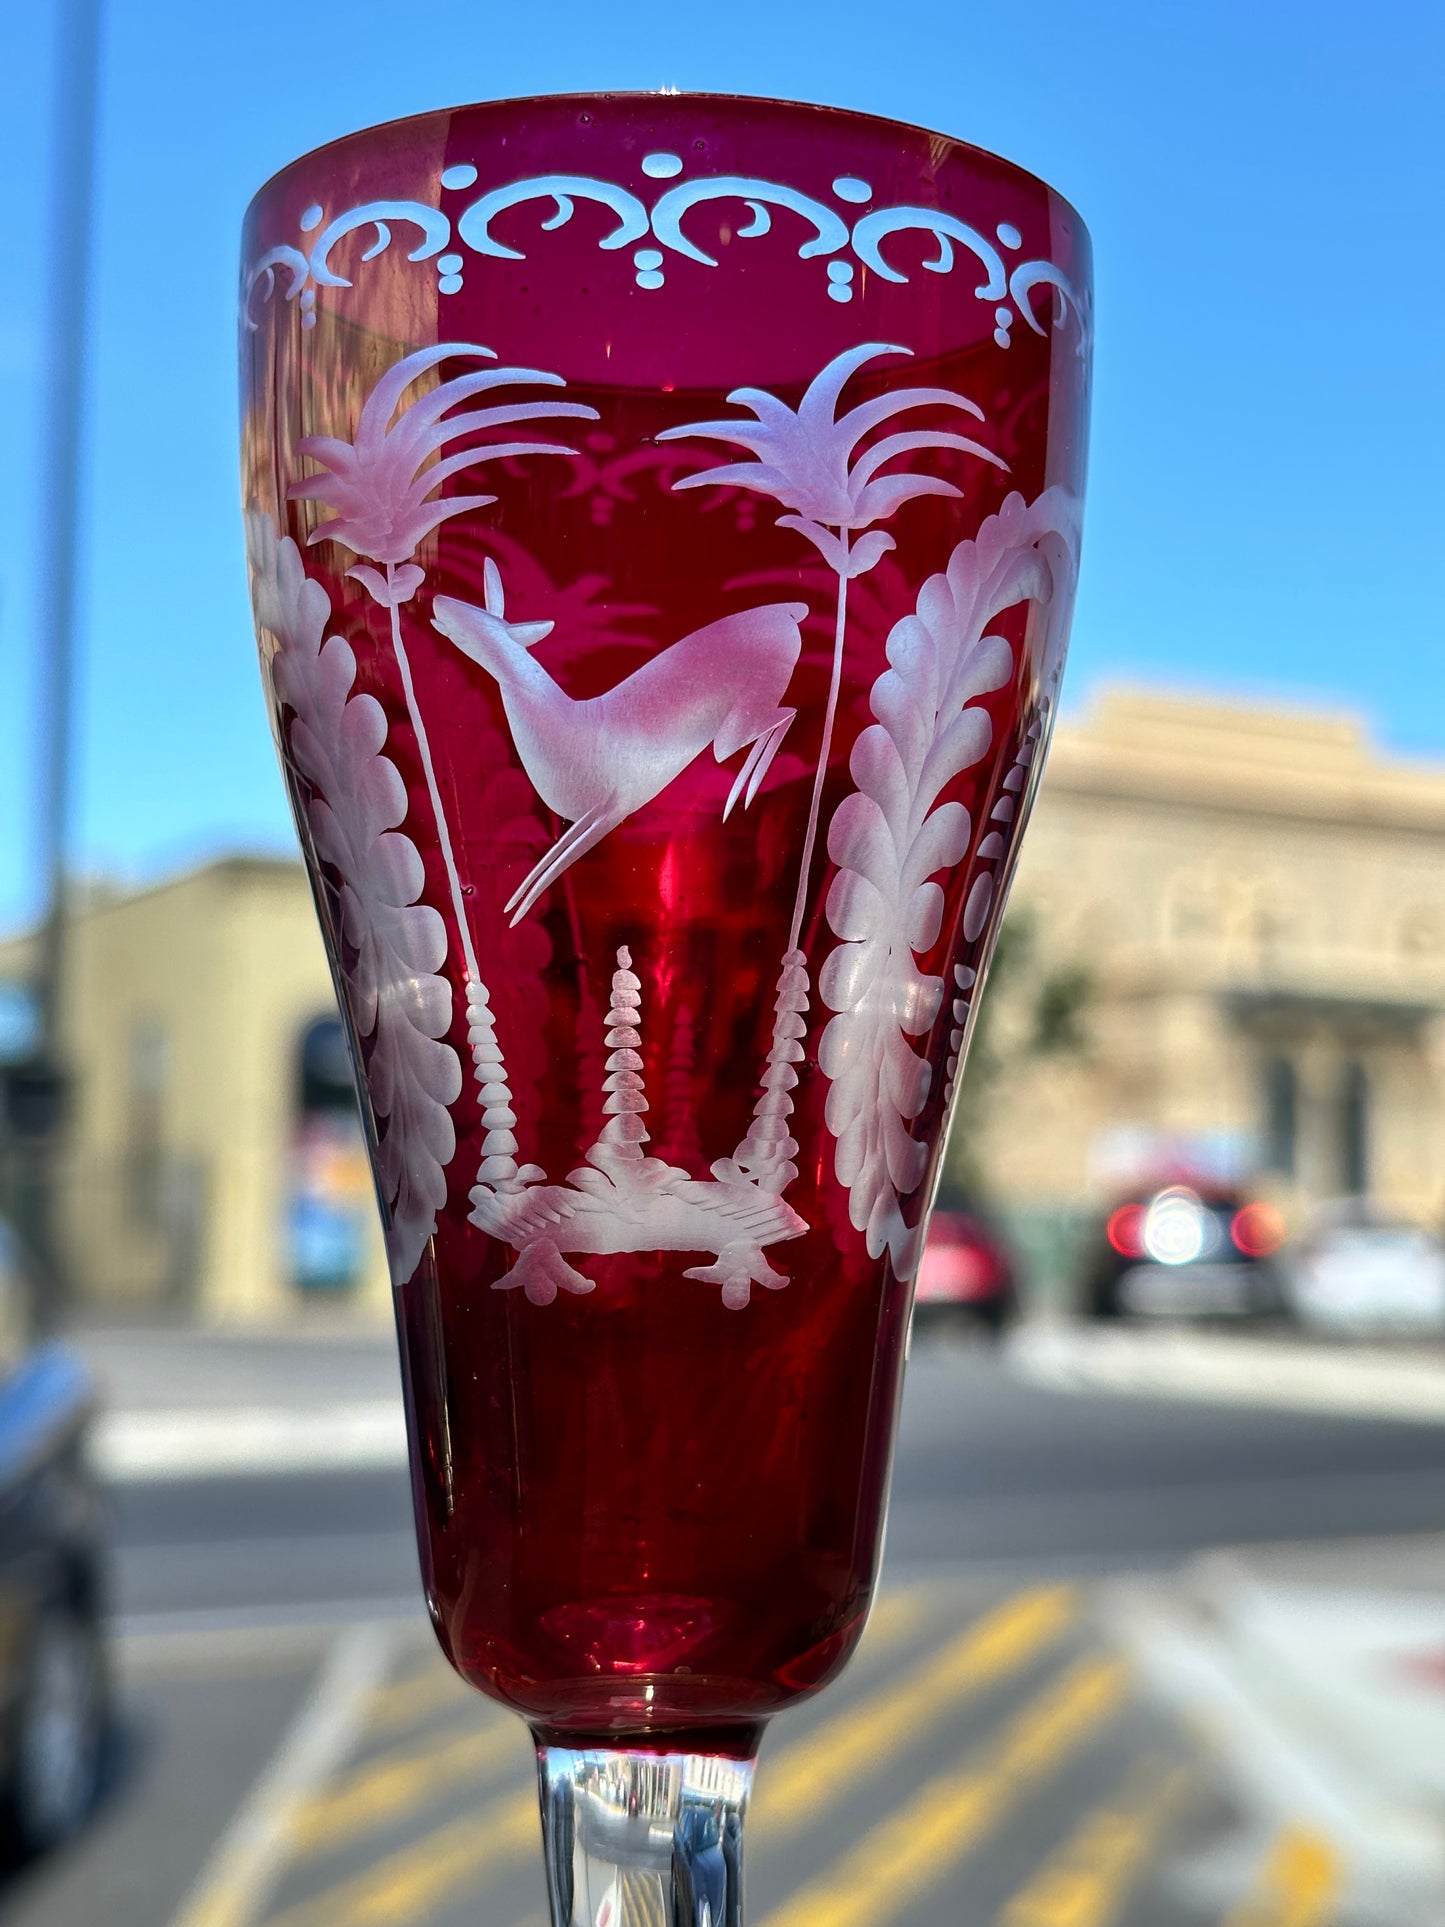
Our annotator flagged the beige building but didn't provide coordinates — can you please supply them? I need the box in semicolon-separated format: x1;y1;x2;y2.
984;689;1445;1228
0;858;389;1323
3;688;1444;1323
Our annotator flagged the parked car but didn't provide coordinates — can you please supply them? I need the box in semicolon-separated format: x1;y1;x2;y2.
912;1207;1018;1337
1080;1182;1288;1321
0;1225;108;1860
1284;1201;1445;1337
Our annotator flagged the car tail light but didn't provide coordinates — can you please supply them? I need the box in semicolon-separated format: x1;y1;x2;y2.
1106;1203;1147;1258
1231;1201;1285;1257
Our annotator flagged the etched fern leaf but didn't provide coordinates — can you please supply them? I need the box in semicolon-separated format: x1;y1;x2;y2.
818;488;1079;1276
246;512;463;1284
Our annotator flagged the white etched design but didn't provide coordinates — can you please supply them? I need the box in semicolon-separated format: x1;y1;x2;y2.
660;345;1005;1200
243;159;1088;340
817;487;1081;1279
470;947;808;1310
661;343;1006;946
244;199;453;329
277;343;593;1257
940;963;978;1107
851;207;1007;296
432;564;805;924
457;176;650;262
648;175;850;276
245;512;462;1285
289;339;595;993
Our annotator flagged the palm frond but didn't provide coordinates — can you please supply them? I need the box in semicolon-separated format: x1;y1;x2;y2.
662;342;1004;558
288;342;597;566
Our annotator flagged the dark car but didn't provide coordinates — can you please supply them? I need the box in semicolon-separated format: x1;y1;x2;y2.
0;1234;108;1860
912;1207;1018;1337
671;1801;732;1927
1081;1181;1287;1321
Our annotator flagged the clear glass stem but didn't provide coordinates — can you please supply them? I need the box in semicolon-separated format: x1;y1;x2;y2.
536;1742;754;1926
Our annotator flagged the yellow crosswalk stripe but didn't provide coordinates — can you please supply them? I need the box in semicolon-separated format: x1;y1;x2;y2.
1221;1826;1342;1927
998;1756;1199;1927
754;1585;1078;1838
758;1652;1131;1927
264;1787;537;1927
365;1663;473;1734
289;1720;528;1855
856;1586;934;1662
260;1585;1062;1927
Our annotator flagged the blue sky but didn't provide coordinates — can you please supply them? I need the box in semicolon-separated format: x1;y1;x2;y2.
1;0;1441;930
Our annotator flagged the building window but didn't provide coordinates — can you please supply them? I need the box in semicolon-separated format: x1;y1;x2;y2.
125;1016;169;1228
1261;1055;1297;1178
1340;1060;1369;1197
297;1017;358;1116
288;1016;367;1294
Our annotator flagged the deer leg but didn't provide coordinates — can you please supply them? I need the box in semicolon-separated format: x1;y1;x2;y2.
505;801;619;924
744;710;795;807
722;710;795;820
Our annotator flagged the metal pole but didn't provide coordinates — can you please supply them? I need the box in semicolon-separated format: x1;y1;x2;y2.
28;0;102;1324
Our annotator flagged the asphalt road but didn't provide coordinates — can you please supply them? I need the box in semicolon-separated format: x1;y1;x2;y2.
107;1337;1445;1626
6;1340;1445;1927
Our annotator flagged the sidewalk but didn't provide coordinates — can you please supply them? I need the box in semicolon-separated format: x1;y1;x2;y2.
74;1323;408;1481
1009;1320;1445;1425
1104;1534;1445;1924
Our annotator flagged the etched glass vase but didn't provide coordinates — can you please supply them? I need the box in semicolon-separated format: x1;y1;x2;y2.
239;93;1090;1925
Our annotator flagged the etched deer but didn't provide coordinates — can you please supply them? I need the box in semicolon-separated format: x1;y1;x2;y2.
433;560;806;922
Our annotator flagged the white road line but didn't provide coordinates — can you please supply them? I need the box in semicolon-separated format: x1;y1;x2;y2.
93;1402;408;1481
167;1620;394;1927
1104;1579;1445;1919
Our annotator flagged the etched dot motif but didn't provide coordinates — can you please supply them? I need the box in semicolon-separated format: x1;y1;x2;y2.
963;873;994;942
994;305;1013;349
440;163;478;191
299;286;317;329
832;176;873;203
827;260;855;303
633;247;666;290
299;204;324;233
437;251;464;296
642;152;683;178
996;222;1022;249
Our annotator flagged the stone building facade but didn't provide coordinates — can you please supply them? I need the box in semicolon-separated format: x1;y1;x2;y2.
0;857;388;1322
984;689;1445;1227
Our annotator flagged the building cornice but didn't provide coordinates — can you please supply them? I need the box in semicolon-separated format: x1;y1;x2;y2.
1045;691;1445;839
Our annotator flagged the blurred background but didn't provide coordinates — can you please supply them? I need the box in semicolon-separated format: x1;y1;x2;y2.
0;2;1442;1924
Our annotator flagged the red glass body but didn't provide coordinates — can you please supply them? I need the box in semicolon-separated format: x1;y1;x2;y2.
241;94;1090;1754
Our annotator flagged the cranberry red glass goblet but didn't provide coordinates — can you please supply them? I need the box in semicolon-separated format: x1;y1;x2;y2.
240;93;1089;1925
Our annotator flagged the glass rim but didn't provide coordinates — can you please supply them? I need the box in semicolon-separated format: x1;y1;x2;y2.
245;88;1090;241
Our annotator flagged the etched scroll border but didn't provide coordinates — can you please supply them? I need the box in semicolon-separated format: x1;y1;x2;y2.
242;150;1088;352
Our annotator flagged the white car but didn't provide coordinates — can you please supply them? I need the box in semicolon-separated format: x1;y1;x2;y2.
1285;1205;1445;1336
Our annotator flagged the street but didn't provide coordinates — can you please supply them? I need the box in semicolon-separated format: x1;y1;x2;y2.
4;1336;1445;1925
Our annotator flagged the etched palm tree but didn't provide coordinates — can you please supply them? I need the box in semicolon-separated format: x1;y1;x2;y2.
660;343;1005;1191
660;341;1005;950
288;342;597;1153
